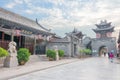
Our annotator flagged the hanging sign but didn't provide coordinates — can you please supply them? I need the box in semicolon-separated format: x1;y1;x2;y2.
21;30;32;35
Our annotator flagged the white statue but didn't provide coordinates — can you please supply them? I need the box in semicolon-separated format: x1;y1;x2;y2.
8;41;17;55
4;41;18;67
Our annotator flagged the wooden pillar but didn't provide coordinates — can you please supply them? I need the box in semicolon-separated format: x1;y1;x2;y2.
2;32;4;41
19;36;21;47
33;35;36;55
11;29;14;41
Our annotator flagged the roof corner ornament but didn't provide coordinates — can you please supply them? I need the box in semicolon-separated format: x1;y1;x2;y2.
100;20;103;24
100;20;107;25
104;20;107;23
36;18;38;24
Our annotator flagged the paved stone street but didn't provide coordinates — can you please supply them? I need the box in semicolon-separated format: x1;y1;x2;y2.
9;57;120;80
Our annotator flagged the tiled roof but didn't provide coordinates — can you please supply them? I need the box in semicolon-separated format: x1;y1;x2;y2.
0;8;50;33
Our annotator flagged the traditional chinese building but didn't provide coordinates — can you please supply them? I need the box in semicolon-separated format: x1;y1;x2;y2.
46;28;84;57
0;8;54;54
91;20;117;56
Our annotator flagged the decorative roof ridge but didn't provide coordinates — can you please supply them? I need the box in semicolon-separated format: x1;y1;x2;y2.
96;22;111;25
95;20;111;27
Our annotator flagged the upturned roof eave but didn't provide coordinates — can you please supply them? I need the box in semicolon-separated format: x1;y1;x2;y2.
95;22;111;27
93;27;114;32
0;18;54;35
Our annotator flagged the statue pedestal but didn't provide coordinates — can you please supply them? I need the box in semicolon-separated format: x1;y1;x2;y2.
56;51;59;61
54;46;59;61
4;53;18;67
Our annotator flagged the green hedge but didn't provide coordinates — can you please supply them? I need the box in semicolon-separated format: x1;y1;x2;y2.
0;47;8;57
80;49;92;55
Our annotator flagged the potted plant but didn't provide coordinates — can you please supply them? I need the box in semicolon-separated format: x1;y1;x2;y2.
46;49;56;61
58;50;64;59
17;48;30;65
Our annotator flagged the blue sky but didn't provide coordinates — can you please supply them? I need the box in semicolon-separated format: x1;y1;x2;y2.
0;0;120;38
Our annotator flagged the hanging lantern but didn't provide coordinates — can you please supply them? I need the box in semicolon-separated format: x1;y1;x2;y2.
15;30;21;36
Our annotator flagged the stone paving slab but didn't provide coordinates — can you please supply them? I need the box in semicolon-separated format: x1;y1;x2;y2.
9;57;120;80
0;58;79;80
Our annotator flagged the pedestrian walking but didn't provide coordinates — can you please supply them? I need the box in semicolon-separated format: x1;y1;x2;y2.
104;52;106;57
108;52;110;58
109;52;114;63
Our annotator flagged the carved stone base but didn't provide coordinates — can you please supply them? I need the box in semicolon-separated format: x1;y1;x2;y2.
4;55;18;67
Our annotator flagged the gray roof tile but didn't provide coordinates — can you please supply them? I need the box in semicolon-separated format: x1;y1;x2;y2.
0;8;50;33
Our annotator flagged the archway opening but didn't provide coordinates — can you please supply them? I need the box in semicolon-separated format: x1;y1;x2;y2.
99;46;108;57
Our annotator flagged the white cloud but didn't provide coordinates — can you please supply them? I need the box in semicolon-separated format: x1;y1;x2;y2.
5;3;16;9
37;0;120;37
15;0;23;4
5;0;24;8
25;9;34;14
4;0;120;37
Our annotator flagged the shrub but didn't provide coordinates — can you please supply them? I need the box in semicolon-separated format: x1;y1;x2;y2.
46;49;56;60
0;47;8;57
79;49;92;55
79;49;84;53
84;49;92;55
58;50;64;57
17;48;30;65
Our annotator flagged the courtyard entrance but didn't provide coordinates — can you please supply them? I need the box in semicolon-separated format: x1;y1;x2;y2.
99;46;108;57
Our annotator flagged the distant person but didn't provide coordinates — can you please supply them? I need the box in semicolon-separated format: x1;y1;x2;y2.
108;52;110;58
109;52;114;63
104;52;106;57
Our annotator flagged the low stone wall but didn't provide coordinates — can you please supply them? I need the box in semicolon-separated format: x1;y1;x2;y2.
46;42;71;57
